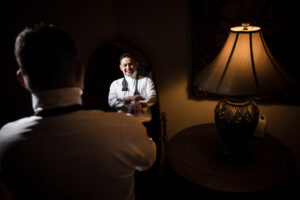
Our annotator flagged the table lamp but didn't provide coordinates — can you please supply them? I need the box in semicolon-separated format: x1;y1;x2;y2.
194;23;295;156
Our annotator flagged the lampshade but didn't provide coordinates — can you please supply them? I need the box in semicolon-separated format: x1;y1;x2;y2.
195;24;295;96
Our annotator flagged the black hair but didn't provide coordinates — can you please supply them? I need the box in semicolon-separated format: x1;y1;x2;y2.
119;52;137;63
14;23;78;89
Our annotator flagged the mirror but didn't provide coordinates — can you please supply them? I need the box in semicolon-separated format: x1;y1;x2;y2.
83;40;161;143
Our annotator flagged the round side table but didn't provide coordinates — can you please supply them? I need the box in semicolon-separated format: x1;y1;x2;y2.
167;123;293;194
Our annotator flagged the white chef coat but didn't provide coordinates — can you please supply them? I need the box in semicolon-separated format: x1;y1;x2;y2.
108;72;156;122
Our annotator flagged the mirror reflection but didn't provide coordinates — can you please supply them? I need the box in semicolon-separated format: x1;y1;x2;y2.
83;40;161;141
108;53;157;123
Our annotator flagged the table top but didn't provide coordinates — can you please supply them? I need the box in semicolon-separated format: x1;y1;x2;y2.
167;123;292;193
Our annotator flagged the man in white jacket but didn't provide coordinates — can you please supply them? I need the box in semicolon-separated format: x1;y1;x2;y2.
108;53;157;123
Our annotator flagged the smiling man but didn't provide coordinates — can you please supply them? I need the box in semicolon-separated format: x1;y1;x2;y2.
108;53;156;123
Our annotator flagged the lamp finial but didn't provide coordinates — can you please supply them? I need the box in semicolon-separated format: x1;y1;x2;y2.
242;23;250;30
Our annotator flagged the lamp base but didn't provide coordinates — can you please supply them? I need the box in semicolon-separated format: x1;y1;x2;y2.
215;98;259;157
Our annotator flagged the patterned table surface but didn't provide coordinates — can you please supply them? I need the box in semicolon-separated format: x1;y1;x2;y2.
167;123;293;193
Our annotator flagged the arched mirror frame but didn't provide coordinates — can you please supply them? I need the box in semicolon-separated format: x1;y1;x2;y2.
83;39;162;154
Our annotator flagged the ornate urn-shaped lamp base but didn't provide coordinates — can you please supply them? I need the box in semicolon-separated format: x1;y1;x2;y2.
215;98;259;157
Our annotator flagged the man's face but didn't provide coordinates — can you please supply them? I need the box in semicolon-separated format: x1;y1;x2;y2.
120;57;138;76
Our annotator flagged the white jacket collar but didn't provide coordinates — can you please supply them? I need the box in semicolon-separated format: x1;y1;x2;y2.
31;87;83;113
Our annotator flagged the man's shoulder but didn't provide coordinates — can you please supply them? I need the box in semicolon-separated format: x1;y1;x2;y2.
1;116;38;130
80;110;146;136
80;109;142;126
0;116;38;141
138;75;153;82
109;77;124;89
101;110;142;124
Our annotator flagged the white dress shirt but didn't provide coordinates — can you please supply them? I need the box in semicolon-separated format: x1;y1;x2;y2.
0;87;156;200
108;72;156;122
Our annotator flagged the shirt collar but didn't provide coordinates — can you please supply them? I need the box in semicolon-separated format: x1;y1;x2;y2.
31;87;83;113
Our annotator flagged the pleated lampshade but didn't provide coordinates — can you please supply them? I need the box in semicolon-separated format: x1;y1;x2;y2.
195;23;295;96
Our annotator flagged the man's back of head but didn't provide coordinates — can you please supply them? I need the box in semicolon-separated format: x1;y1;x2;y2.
14;24;82;91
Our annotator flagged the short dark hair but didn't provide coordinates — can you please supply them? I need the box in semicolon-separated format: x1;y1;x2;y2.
119;53;137;63
15;24;78;89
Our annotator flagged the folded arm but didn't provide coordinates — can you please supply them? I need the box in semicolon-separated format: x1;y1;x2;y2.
138;77;156;107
